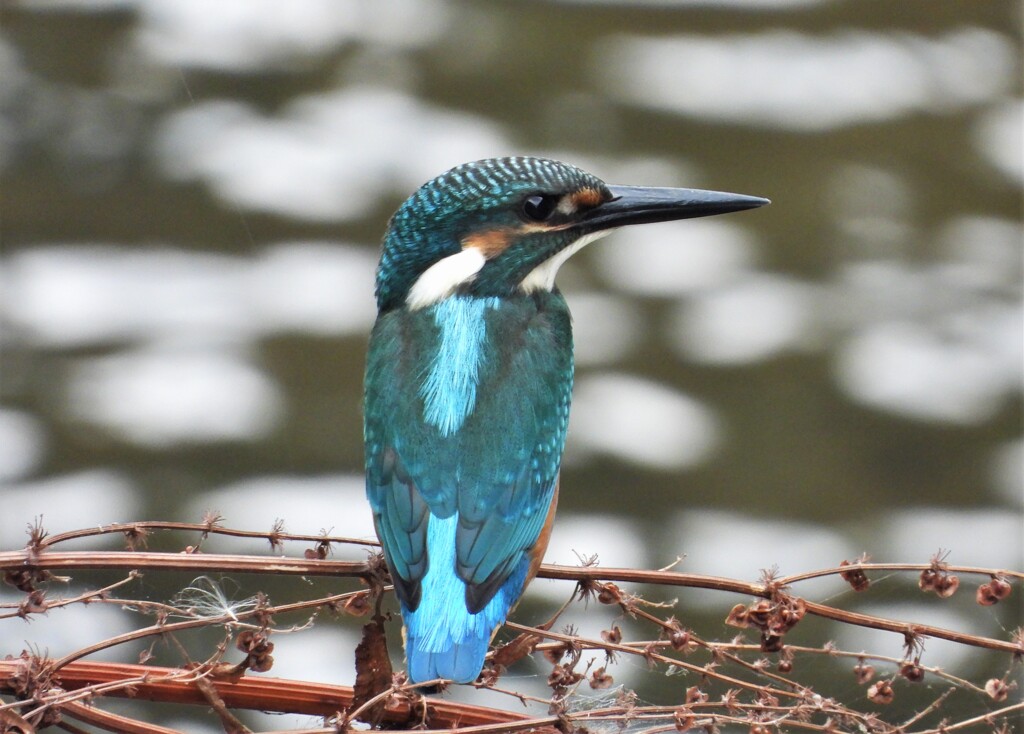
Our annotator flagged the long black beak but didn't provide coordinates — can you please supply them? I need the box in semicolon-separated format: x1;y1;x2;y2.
582;185;769;231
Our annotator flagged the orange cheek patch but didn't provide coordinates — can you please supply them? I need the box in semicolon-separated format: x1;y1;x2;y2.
462;221;573;258
461;228;515;258
571;187;604;210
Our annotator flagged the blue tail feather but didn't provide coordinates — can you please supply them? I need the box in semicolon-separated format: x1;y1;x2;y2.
403;512;529;683
407;635;490;684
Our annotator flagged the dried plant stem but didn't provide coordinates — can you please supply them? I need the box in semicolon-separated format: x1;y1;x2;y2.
47;588;369;672
61;700;184;734
2;550;364;578
3;521;1020;733
539;564;1022;654
0;661;543;730
505;620;800;699
38;521;378;551
2;550;1018;655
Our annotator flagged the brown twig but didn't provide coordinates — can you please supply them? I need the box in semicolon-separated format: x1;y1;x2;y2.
38;521;378;552
3;550;1018;654
3;522;1021;733
61;700;184;734
0;661;544;730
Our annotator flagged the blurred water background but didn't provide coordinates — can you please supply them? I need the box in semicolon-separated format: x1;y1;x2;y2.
0;1;1021;730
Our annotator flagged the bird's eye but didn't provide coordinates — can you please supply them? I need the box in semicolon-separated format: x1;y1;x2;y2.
522;194;558;222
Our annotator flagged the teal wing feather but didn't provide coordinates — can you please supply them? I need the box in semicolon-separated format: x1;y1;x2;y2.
364;292;573;614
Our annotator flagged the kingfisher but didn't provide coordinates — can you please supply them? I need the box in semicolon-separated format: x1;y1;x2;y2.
364;157;767;684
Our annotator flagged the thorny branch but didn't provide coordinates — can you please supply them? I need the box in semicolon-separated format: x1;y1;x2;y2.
1;519;1020;733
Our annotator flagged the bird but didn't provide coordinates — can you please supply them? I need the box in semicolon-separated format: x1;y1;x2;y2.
364;156;768;685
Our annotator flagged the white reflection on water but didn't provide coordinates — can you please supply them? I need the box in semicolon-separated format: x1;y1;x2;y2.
68;348;283;446
827;184;1022;425
830;164;913;258
133;0;450;70
879;508;1021;570
669;273;814;365
0;469;138;546
0;601;136;662
836;320;1012;425
185;474;375;552
531;512;647;602
593;219;757;297
565;292;643;367
263;626;361;687
600;29;1015;130
835;603;989;674
153;88;508;221
0;409;45;482
990;439;1023;508
668;509;857;608
4;246;250;346
567;373;719;470
546;514;646;569
247;242;378;336
832;231;1022;425
2;242;377;347
973;99;1024;186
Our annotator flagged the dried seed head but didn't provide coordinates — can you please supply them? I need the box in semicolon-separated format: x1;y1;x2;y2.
777;659;793;673
919;553;958;598
685;686;707;704
899;661;925;683
235;629;274;673
725;603;750;628
839;560;870;592
867;680;894;705
542;641;569;664
249;654;274;673
236;630;257;652
19;590;47;617
934;574;959;598
747;600;772;629
601;625;622;645
854;660;875;685
674;707;695;732
477;665;500;688
977;578;1012;606
989;577;1012;599
974;581;999;606
547;662;584;690
984;678;1013;702
597;583;622;605
760;633;783;653
670;628;692;651
918;568;938;591
589;666;614;690
778;598;807;632
4;569;51;593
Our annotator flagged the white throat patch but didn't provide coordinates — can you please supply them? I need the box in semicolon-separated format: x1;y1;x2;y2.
406;248;486;310
520;230;612;293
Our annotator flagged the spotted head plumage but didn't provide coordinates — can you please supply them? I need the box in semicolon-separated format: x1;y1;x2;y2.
375;157;612;311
